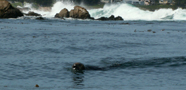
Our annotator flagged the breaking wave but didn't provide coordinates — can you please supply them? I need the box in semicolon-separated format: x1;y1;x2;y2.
22;1;186;20
89;3;186;20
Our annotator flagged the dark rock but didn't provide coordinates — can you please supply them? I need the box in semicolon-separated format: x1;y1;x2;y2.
109;15;115;20
97;17;109;21
36;17;44;20
26;11;41;16
54;13;59;18
96;15;124;21
89;17;95;20
0;0;23;18
115;16;123;20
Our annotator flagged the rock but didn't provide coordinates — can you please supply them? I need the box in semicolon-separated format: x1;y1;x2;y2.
55;8;69;18
115;16;123;20
54;13;59;18
97;15;124;21
26;11;41;16
36;17;44;20
69;10;74;18
109;15;115;20
72;6;91;19
97;17;109;21
55;6;91;19
0;0;23;18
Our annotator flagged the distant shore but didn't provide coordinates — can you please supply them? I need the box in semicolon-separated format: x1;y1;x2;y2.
134;4;178;11
10;1;182;12
87;4;180;11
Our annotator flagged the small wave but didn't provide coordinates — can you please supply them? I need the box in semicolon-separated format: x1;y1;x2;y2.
40;48;61;54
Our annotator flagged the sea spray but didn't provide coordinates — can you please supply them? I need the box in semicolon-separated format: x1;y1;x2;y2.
22;1;75;17
22;1;186;20
89;3;186;20
49;1;75;17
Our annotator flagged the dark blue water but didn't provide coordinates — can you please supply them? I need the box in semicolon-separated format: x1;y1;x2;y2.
0;18;186;90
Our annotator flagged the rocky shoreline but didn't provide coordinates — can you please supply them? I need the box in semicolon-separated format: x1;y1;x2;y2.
54;6;123;21
0;0;124;21
0;0;23;18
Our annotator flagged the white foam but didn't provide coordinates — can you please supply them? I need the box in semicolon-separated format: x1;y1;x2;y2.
89;3;186;20
22;1;186;20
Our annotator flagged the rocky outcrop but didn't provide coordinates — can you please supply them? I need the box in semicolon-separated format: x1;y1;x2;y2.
96;15;124;21
55;8;69;18
0;0;23;18
25;11;41;16
71;6;91;19
55;6;92;19
54;6;124;20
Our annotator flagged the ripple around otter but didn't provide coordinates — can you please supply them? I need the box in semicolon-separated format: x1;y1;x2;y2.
74;56;186;71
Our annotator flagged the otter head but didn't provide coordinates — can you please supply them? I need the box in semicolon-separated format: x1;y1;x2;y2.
72;63;85;71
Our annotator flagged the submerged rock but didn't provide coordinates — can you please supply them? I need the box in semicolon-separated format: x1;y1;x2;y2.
36;17;44;20
0;0;23;18
97;15;124;21
25;11;41;16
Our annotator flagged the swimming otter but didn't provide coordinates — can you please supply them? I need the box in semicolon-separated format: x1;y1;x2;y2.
72;63;85;71
72;63;103;71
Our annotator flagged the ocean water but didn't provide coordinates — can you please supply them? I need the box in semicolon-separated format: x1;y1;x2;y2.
1;1;186;90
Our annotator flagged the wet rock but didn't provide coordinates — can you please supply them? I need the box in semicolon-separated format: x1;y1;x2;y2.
96;15;124;21
55;8;69;18
109;15;115;20
0;0;23;18
115;16;123;20
72;6;91;19
97;17;109;21
56;6;92;19
69;10;74;18
26;11;41;16
36;17;44;20
54;13;59;18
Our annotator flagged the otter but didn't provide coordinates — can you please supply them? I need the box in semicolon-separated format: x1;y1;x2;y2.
72;63;104;71
72;62;130;72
